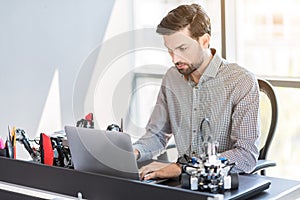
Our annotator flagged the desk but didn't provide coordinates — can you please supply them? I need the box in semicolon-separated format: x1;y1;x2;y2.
0;157;299;200
251;175;300;199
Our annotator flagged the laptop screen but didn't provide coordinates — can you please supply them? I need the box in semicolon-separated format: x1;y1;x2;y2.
64;126;139;180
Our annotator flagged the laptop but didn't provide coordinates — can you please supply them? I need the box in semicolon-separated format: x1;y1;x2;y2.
64;125;165;183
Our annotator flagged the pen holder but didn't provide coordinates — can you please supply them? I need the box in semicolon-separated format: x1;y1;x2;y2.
0;148;7;157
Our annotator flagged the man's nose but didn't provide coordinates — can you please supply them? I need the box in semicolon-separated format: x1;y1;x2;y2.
171;52;182;64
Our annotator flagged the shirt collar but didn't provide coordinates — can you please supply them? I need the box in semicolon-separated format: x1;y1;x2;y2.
202;48;222;78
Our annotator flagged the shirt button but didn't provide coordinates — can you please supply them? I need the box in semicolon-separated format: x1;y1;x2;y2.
193;130;196;133
193;108;197;111
195;86;198;89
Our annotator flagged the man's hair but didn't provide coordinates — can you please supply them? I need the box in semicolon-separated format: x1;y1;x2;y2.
156;4;211;39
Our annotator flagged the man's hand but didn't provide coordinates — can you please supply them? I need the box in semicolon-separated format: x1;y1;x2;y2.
139;161;181;180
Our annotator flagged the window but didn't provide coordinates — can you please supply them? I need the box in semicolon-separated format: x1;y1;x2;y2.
228;0;300;180
234;0;300;77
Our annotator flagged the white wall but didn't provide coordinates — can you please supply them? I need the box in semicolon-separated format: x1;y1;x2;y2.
0;0;115;157
80;0;135;130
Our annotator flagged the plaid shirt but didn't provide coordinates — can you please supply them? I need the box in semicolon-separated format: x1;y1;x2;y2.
133;49;260;173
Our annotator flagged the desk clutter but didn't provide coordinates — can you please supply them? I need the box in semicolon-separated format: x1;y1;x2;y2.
0;113;123;169
0;126;73;168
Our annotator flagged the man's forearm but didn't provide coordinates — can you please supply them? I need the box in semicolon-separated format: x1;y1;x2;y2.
133;131;168;162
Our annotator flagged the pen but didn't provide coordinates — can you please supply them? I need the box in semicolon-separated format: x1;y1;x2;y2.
6;138;13;158
120;118;123;132
8;125;11;141
11;126;16;158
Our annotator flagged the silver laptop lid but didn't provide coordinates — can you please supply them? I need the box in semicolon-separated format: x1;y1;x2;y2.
64;125;139;180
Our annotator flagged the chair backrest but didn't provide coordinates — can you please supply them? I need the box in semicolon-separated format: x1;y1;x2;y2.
257;78;278;160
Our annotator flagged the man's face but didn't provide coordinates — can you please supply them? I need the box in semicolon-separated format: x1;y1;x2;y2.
163;28;204;76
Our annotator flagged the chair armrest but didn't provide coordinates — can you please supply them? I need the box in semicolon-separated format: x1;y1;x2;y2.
251;159;276;174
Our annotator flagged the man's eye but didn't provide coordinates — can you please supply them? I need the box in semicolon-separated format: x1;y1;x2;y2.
179;47;187;51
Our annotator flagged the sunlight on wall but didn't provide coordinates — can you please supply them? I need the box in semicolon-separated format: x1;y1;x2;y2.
37;69;62;135
83;0;134;130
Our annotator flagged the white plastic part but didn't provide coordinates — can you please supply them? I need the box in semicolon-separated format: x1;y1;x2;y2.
190;176;198;190
224;175;232;189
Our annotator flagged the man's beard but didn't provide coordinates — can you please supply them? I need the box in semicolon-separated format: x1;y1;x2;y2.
175;62;201;76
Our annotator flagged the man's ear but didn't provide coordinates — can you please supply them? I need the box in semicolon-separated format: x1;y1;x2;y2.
198;33;210;49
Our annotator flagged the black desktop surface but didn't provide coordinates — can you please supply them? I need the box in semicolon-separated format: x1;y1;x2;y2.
0;157;271;200
223;175;271;200
161;174;271;200
139;160;271;200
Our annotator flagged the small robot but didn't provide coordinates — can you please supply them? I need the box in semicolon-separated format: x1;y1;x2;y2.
179;119;239;193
